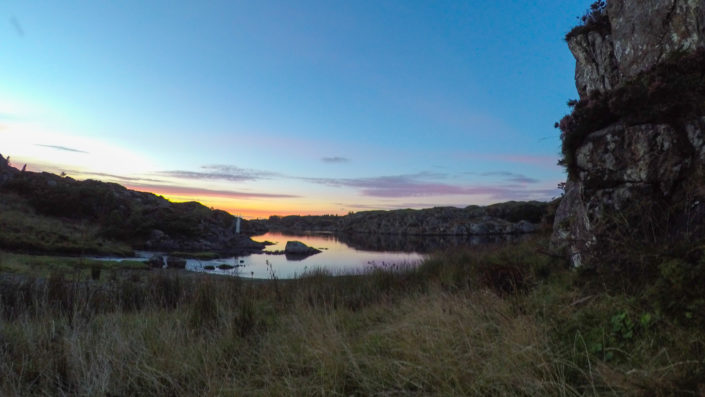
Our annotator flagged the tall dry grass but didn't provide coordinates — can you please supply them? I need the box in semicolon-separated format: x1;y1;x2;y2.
1;238;703;395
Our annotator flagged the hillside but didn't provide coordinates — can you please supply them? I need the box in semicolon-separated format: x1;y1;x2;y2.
258;201;554;236
0;153;265;256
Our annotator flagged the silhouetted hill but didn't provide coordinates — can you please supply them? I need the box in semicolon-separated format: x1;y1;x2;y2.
0;153;265;256
255;201;555;236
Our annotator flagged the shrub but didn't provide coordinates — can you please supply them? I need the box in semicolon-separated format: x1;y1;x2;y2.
565;1;610;40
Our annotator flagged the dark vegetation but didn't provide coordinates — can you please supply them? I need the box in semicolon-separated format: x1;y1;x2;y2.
565;0;610;40
557;48;705;176
261;201;552;233
264;214;342;232
577;182;705;328
3;172;227;242
0;157;264;255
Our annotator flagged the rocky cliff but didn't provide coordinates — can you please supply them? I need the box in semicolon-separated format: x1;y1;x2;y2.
553;0;705;266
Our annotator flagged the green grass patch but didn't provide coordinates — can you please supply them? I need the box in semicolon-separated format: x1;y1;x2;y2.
0;193;133;256
168;251;220;260
0;251;148;278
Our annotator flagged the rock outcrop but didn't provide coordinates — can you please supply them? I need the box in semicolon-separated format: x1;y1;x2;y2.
553;0;705;266
284;241;321;255
284;241;321;260
569;0;705;98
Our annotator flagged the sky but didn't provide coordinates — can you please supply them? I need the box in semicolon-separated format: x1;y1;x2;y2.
0;1;588;218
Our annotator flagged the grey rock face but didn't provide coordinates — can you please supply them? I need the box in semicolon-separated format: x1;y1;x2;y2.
575;123;691;194
609;0;705;79
569;31;621;97
568;0;705;98
551;181;593;267
554;1;705;266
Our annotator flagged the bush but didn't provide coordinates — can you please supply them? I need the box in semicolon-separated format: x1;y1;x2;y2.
565;1;610;40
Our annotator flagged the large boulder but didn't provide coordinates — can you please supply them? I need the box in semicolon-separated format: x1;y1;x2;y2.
284;241;321;256
166;257;187;269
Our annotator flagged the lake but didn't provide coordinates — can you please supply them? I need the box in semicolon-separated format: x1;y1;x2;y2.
94;231;526;279
184;232;425;279
179;231;528;279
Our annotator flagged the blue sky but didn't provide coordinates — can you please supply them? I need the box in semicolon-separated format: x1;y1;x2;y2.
0;1;587;217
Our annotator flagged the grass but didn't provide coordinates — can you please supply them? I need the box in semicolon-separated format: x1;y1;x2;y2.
0;193;133;256
0;251;148;279
169;251;221;260
1;237;704;395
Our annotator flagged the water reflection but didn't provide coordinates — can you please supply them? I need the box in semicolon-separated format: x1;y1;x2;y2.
186;232;425;279
336;232;529;253
97;231;528;280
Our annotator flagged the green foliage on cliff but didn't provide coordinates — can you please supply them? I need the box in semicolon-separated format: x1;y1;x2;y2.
565;0;610;40
557;48;705;176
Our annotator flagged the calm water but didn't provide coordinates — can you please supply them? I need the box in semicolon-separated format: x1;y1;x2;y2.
93;231;526;279
184;232;425;279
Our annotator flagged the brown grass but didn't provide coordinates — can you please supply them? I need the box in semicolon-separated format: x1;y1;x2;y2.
1;238;703;395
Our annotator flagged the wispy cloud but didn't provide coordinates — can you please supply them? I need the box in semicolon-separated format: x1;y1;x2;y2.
157;165;279;183
337;202;462;210
306;172;558;200
0;112;24;121
477;171;539;184
126;183;299;199
36;144;88;154
322;156;350;163
10;17;24;37
457;153;560;169
74;171;164;183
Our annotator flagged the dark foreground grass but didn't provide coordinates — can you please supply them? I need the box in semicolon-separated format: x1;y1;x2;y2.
0;193;133;256
1;237;704;396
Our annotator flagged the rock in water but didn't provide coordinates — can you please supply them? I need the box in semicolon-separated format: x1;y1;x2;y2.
284;241;321;256
217;264;235;270
148;255;166;268
166;257;187;269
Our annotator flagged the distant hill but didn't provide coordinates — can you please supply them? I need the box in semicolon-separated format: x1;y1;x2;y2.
254;201;556;236
0;153;265;256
